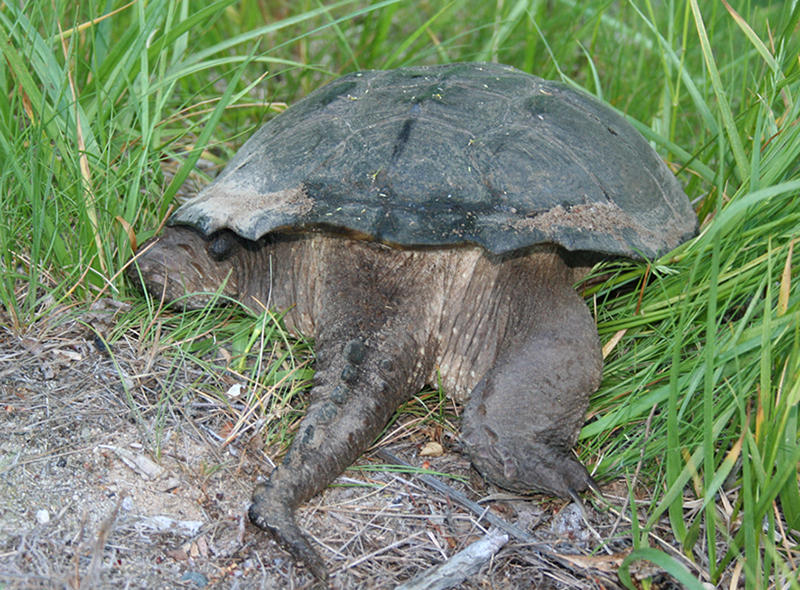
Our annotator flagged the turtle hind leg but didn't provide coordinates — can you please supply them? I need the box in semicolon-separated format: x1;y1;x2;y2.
247;240;439;579
460;264;603;499
248;331;429;581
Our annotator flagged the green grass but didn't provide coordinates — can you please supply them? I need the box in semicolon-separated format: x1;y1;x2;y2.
1;1;798;587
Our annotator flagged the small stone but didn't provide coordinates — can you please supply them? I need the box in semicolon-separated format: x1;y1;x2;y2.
35;509;50;524
419;441;444;457
225;383;243;399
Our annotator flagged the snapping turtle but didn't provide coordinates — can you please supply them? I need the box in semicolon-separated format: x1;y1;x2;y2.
129;63;696;580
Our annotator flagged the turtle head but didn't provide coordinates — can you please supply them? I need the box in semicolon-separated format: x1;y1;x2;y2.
127;226;243;309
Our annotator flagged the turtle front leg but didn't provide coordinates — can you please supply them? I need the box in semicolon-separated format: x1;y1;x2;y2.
460;279;603;500
249;330;426;581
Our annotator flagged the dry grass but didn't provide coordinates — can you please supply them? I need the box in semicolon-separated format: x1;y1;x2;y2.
0;305;721;589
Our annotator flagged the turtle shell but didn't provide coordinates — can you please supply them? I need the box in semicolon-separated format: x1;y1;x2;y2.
171;62;696;258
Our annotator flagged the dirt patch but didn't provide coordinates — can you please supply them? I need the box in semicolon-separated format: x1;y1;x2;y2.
513;201;665;252
1;309;672;589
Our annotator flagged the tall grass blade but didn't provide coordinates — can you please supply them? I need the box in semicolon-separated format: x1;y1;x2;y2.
619;548;705;590
688;0;748;182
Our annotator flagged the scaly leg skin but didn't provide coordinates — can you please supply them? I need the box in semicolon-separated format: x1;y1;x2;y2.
248;247;432;582
249;335;425;581
460;270;603;501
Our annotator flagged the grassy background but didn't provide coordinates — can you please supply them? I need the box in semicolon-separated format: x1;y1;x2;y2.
1;0;798;587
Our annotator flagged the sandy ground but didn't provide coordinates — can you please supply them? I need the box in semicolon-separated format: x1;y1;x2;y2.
0;305;679;589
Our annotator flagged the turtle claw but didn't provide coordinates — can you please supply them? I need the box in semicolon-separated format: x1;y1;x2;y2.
566;487;589;520
566;471;604;521
585;474;603;498
249;485;329;583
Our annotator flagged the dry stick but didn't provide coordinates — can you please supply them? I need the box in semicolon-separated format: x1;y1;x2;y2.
374;448;584;572
375;449;540;544
395;531;509;590
609;403;658;539
374;450;604;584
82;494;124;590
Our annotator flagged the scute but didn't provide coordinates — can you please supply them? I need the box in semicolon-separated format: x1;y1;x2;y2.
171;63;696;258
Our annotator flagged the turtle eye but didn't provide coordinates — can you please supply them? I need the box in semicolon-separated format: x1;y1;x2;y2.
207;231;239;261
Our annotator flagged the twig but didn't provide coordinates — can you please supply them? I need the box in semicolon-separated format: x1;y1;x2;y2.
609;403;657;539
374;449;605;577
82;494;124;589
395;531;508;590
339;532;424;573
376;449;542;546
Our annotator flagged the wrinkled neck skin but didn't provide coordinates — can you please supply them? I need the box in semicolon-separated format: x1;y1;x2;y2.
229;233;315;328
236;233;483;396
131;225;592;401
129;227;318;320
